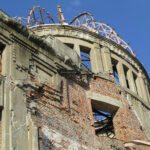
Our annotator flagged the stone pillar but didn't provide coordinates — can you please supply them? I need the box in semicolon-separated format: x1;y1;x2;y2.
101;46;113;74
127;69;137;93
138;72;149;103
32;126;39;150
90;43;103;73
27;114;39;150
4;43;30;150
135;77;143;98
145;79;150;102
116;62;127;88
73;44;80;57
1;45;11;150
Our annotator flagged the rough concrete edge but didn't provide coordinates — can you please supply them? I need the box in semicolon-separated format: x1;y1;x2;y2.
123;87;150;110
0;10;81;70
86;91;122;108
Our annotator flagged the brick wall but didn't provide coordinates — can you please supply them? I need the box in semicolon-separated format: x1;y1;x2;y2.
89;76;121;101
90;76;149;143
32;77;94;148
27;72;149;149
114;96;148;142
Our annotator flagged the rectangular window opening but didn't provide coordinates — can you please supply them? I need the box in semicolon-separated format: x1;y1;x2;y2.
80;45;91;71
112;59;120;84
91;101;115;138
0;42;5;74
123;65;130;89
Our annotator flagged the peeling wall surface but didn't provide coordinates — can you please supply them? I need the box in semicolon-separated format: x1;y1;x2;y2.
0;10;150;150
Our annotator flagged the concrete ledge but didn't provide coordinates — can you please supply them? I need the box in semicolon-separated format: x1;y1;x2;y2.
86;91;122;113
123;87;150;110
0;10;81;70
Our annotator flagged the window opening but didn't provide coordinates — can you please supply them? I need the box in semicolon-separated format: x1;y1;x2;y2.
123;65;130;89
133;73;138;94
0;42;5;74
80;45;91;71
64;43;74;49
91;101;115;138
112;59;119;83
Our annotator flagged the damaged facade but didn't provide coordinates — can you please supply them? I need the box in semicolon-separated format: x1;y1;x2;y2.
0;5;150;150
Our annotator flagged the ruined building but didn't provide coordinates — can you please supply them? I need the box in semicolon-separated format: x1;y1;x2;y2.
0;5;150;150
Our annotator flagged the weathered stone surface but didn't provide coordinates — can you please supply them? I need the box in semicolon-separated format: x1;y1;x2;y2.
0;9;149;150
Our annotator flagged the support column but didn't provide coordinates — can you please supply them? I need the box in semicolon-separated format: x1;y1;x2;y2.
90;43;103;73
116;62;127;88
32;126;39;150
27;114;39;150
1;45;11;150
145;79;150;102
138;72;149;103
101;46;113;74
127;69;137;93
135;77;143;98
73;44;80;57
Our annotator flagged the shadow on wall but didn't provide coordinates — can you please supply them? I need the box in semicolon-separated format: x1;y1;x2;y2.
42;133;54;150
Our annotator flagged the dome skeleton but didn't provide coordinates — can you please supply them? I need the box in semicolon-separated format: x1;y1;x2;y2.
14;5;135;56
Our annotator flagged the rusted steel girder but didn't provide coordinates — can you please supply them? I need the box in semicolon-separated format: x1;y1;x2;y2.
69;12;135;56
27;6;55;27
13;5;135;56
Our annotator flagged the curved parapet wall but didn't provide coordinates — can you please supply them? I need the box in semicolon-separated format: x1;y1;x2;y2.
31;24;150;104
31;24;150;140
31;25;148;75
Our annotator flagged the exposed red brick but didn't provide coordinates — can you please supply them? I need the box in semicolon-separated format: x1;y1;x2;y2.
26;72;149;150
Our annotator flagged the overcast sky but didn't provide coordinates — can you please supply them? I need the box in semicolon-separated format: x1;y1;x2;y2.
1;0;150;76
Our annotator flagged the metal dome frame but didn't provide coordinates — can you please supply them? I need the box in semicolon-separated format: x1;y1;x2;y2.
69;12;135;55
14;5;135;56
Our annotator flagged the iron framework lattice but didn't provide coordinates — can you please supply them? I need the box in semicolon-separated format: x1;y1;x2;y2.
27;6;55;27
69;12;134;55
14;5;135;56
